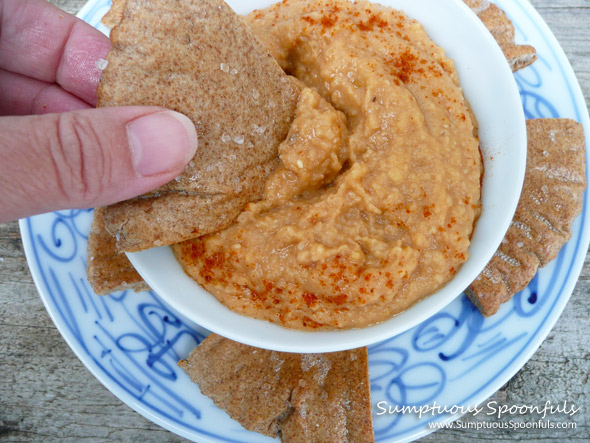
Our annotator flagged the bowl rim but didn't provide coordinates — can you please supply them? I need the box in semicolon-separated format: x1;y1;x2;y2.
127;0;527;353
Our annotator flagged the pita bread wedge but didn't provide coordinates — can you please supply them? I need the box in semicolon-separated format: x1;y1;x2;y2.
466;119;586;316
179;334;374;442
98;0;299;252
87;207;150;295
462;0;491;14
101;0;126;28
464;0;537;71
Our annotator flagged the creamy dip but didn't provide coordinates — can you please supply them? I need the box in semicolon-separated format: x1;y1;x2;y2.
173;0;482;330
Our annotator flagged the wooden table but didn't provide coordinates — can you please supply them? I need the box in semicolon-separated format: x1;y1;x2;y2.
1;0;588;441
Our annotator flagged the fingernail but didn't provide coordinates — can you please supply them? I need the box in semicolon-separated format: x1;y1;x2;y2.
127;111;198;177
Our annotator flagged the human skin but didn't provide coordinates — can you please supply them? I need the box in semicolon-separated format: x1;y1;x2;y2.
0;0;198;222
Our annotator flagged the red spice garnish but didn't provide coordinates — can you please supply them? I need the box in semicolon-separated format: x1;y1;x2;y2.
302;316;321;329
357;13;388;31
320;15;336;28
263;280;274;292
302;15;316;25
331;294;348;305
302;292;319;307
389;48;419;83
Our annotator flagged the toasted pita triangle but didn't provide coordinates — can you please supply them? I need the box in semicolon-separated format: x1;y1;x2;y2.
464;0;537;71
179;334;374;442
86;207;150;294
101;0;126;28
467;119;586;316
98;0;298;252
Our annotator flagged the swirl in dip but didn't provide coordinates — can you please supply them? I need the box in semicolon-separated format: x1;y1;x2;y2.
172;0;482;330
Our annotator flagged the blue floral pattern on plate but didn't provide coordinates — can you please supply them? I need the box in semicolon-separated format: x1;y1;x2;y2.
20;0;590;441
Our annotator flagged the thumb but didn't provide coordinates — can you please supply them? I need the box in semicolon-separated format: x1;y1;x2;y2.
0;106;198;222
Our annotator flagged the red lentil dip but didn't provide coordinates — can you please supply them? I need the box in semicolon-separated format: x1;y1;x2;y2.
172;0;482;330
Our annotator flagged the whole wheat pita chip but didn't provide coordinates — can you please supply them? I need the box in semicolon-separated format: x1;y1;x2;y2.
87;207;150;295
178;334;374;442
462;0;491;14
466;118;586;316
98;0;299;252
464;0;537;71
101;0;126;28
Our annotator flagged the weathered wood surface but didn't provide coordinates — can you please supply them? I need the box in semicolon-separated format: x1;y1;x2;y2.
1;0;588;441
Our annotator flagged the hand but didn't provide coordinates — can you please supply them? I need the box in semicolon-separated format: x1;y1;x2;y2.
0;0;198;223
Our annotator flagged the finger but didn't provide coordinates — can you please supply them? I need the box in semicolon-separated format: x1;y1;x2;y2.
0;68;90;115
0;0;111;105
0;107;198;222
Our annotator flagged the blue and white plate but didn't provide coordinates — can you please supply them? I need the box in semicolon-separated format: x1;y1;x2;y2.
20;0;590;441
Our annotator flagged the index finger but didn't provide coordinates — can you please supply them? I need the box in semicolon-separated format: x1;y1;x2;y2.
0;0;111;105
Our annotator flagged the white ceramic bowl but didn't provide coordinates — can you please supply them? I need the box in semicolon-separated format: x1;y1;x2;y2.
128;0;527;353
